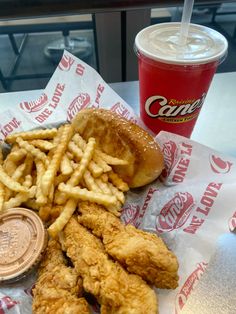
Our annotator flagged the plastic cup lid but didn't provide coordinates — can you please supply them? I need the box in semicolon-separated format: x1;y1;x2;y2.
0;207;47;283
135;22;228;65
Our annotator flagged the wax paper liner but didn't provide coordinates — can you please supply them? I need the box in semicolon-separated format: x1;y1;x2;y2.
0;51;235;314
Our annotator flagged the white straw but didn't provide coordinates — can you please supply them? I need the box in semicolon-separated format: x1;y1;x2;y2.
178;0;195;46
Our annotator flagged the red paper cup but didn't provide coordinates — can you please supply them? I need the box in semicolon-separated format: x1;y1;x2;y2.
135;23;228;138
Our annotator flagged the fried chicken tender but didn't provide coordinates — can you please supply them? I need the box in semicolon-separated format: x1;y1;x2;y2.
64;217;158;314
78;202;179;289
32;239;90;314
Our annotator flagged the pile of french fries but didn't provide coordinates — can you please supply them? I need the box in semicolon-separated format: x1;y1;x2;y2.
0;124;129;237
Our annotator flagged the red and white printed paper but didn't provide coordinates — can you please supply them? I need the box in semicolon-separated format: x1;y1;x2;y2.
122;131;236;314
0;51;235;314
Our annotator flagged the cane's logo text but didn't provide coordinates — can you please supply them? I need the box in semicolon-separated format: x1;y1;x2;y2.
122;187;158;227
20;93;48;113
156;192;194;233
67;93;91;121
175;262;208;313
145;93;206;123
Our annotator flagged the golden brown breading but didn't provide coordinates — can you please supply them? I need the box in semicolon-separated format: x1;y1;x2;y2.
78;202;179;289
32;239;90;314
64;217;158;314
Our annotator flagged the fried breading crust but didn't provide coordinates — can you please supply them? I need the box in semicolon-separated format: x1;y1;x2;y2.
78;202;179;289
64;217;158;314
32;239;90;314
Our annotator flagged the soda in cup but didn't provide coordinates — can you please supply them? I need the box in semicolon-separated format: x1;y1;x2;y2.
135;22;228;138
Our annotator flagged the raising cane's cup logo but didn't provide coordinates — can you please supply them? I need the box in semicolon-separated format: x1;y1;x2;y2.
58;54;75;71
156;192;194;233
67;93;91;121
19;93;48;113
122;203;141;227
175;262;208;313
145;93;206;123
161;140;179;179
209;155;233;174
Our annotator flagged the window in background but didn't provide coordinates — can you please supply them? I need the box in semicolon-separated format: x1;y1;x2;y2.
0;14;96;92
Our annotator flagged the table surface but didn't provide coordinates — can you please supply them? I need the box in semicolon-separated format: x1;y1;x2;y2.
1;71;236;157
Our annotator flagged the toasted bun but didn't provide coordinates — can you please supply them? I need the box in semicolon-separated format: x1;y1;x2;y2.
72;109;164;188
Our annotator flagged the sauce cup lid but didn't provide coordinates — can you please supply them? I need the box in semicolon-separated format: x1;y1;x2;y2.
0;207;47;283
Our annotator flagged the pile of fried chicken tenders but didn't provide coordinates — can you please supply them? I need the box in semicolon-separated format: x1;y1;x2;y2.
0;109;179;314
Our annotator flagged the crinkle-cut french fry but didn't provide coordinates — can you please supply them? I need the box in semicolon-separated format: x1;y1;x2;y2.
54;174;70;187
3;159;17;176
71;158;102;178
83;170;102;193
55;138;96;205
72;133;86;149
70;136;103;177
106;201;122;217
48;184;54;203
39;203;52;222
73;133;127;169
108;170;129;192
68;141;83;159
88;161;103;178
54;189;67;205
95;178;111;195
58;183;117;207
107;182;125;204
16;137;49;167
6;149;27;163
24;199;40;211
60;154;73;175
73;134;110;171
92;154;111;172
5;128;58;144
95;149;128;166
23;174;33;188
35;159;47;205
41;124;73;196
49;205;63;221
29;139;55;151
100;173;109;182
3;186;36;210
67;138;96;187
48;126;64;159
3;148;26;176
12;163;26;182
0;165;28;193
29;185;36;198
23;154;34;176
48;198;77;238
0;182;5;211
